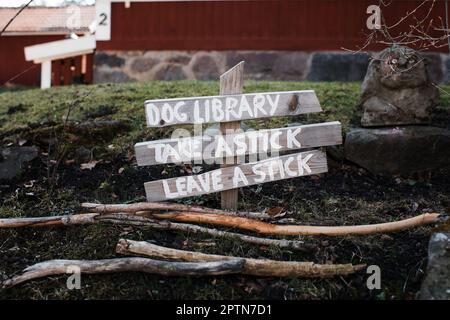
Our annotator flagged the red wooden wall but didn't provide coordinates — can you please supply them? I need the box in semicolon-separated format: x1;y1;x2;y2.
52;54;93;86
0;36;93;86
0;35;64;86
97;0;449;52
1;0;448;86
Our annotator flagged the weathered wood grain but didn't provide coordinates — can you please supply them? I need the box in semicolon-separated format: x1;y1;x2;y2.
219;61;244;210
135;121;342;166
144;90;322;127
2;258;245;288
116;240;366;277
144;149;328;202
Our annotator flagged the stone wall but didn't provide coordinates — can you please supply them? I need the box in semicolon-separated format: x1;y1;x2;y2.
93;50;450;83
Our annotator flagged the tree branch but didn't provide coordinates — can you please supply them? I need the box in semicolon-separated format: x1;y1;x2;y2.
82;202;272;220
0;213;312;251
149;212;445;236
116;239;366;278
2;258;245;288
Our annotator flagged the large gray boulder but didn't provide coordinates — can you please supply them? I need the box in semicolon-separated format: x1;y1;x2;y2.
419;232;450;300
0;146;39;180
359;46;439;127
344;126;450;175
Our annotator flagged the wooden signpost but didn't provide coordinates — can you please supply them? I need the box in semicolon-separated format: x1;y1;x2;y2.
135;61;342;210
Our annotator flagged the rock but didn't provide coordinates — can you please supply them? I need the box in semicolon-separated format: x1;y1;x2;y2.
419;232;450;300
152;63;188;80
226;52;278;79
306;52;370;81
94;70;135;83
344;126;450;175
0;146;39;180
359;46;439;127
273;52;310;81
444;57;450;84
166;54;192;65
130;57;159;73
423;53;444;84
93;52;125;68
191;54;220;80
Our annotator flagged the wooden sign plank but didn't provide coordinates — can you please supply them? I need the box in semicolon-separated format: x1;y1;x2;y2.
135;121;342;166
144;149;327;202
144;90;322;127
219;61;244;210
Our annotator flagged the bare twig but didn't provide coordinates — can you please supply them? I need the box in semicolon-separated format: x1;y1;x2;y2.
49;88;96;185
344;0;450;53
0;0;33;37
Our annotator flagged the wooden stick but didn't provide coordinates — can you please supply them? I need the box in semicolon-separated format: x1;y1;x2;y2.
150;212;444;236
82;202;271;220
1;211;445;236
0;213;311;251
2;258;245;288
116;239;365;277
0;213;98;228
100;214;312;251
219;61;244;211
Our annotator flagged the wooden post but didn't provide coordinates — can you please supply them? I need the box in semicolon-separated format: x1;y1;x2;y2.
219;61;244;210
40;60;52;89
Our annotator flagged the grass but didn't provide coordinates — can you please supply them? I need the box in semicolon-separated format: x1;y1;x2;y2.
0;81;449;300
0;81;361;137
1;80;448;144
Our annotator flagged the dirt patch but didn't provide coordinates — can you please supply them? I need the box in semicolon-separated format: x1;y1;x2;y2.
0;148;448;299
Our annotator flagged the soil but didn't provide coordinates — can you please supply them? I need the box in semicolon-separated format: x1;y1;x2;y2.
0;81;449;300
0;141;449;300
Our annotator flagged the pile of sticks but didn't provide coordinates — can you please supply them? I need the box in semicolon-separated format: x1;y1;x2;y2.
0;201;446;288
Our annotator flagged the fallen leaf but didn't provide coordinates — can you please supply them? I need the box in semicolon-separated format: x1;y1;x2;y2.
266;206;285;217
24;180;35;188
80;160;101;170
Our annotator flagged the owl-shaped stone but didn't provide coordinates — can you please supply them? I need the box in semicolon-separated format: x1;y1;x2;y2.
359;45;439;127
